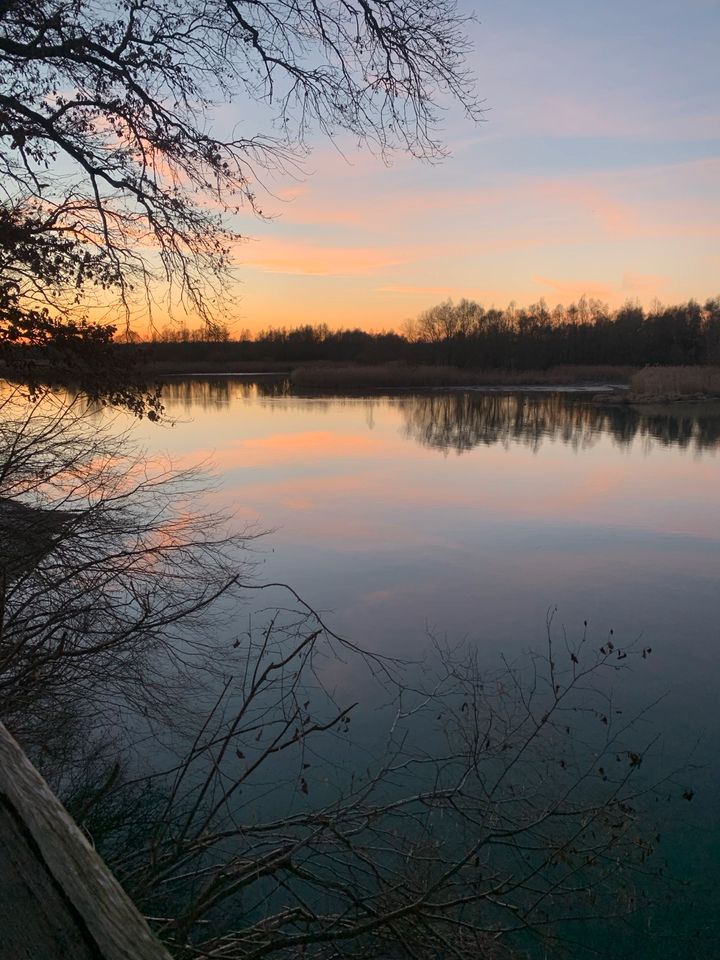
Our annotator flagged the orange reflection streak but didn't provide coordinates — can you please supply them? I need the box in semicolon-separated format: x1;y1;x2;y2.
190;430;408;471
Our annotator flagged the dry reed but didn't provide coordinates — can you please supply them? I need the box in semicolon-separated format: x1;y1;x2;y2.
629;366;720;401
291;363;634;390
141;359;291;377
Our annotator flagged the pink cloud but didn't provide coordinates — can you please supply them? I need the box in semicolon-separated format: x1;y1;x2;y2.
237;238;409;276
532;272;671;304
218;152;720;331
257;156;720;252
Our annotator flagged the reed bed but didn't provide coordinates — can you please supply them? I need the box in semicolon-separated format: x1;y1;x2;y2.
629;366;720;401
291;363;634;390
141;359;291;377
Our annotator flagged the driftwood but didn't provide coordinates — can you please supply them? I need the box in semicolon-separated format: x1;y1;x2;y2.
0;722;172;960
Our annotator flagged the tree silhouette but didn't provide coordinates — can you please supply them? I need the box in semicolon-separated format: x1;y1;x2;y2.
0;0;480;354
0;385;253;767
68;607;677;960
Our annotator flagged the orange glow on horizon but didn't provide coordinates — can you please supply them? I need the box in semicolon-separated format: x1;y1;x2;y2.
75;150;718;338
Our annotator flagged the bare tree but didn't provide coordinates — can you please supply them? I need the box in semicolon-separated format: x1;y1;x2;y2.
0;383;258;765
65;600;677;960
0;0;481;345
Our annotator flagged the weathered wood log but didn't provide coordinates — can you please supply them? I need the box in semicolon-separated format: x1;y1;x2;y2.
0;722;172;960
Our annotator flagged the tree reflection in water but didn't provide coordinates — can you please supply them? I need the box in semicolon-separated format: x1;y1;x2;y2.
401;392;720;454
159;377;288;414
159;379;720;455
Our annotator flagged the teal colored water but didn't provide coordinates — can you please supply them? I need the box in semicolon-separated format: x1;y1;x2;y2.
134;381;720;956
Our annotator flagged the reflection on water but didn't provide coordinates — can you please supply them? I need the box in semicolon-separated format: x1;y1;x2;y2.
159;377;288;412
402;392;720;453
159;378;720;454
115;380;720;956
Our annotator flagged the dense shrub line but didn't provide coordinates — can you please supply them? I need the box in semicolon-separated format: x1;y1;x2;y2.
136;296;720;370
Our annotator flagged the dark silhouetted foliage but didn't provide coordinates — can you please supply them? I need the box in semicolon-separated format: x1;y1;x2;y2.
0;0;479;401
138;296;720;371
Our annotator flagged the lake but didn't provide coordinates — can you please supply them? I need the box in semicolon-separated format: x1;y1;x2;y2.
143;382;719;673
134;379;720;956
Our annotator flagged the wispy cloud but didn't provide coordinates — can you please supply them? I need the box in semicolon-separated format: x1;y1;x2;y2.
237;238;409;276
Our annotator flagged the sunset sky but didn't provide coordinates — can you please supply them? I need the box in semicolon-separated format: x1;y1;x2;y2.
225;0;720;334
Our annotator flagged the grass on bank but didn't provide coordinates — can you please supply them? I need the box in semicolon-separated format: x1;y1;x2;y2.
139;359;292;377
629;366;720;401
290;364;635;390
130;357;720;400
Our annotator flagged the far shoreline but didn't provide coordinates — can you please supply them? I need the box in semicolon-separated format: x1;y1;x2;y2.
144;362;720;404
144;360;636;388
5;359;719;406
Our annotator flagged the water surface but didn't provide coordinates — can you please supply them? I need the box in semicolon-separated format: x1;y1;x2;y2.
145;383;719;669
135;381;720;955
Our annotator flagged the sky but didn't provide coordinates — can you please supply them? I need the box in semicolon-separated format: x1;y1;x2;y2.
223;0;720;333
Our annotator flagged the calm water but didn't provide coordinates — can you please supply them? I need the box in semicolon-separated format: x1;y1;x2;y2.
135;380;720;955
141;380;720;735
143;382;719;671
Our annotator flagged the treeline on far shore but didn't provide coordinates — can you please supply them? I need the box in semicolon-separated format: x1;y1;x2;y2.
134;296;720;370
